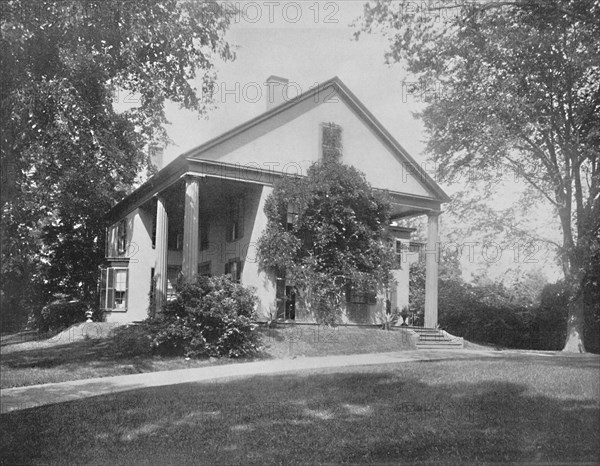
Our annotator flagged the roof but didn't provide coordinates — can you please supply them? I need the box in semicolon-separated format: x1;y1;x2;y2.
107;76;450;222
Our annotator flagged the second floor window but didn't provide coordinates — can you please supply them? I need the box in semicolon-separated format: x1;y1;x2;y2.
286;203;299;231
199;221;210;251
227;197;244;242
168;232;183;251
151;203;157;249
322;122;342;162
117;219;127;254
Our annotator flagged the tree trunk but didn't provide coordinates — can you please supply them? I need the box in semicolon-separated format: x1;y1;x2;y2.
562;289;586;353
558;201;587;353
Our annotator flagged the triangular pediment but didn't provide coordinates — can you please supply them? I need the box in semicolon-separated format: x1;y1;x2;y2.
184;77;449;202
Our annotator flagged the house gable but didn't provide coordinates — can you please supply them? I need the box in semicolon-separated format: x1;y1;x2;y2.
185;77;448;201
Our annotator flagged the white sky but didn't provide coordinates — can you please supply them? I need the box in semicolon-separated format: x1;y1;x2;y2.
161;1;427;164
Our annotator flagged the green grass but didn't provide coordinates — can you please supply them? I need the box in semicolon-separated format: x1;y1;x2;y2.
1;355;598;464
0;324;415;388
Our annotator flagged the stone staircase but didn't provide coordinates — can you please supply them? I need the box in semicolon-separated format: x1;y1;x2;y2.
405;326;464;350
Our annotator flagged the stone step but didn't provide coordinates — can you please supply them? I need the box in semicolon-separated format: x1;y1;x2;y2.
419;337;452;343
411;330;441;334
402;326;465;349
417;343;464;349
417;339;463;345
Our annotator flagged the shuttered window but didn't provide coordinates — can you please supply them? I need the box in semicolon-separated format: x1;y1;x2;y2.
99;267;128;312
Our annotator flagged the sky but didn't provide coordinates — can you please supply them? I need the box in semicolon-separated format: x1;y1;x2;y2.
153;1;562;284
161;1;427;164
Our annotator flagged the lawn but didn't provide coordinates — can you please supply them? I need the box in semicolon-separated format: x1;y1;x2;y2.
0;323;416;389
1;354;598;464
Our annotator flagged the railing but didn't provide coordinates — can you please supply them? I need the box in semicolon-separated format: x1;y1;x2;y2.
397;311;423;327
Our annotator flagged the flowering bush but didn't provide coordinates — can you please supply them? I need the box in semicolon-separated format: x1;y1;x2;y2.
149;275;260;358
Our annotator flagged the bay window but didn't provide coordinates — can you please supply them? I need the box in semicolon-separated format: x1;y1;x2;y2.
100;267;129;312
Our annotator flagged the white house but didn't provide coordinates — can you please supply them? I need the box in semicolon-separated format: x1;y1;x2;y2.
101;76;450;326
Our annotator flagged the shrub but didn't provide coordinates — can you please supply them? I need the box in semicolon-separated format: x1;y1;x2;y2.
38;294;90;333
111;323;153;357
438;279;540;349
529;282;569;350
149;275;260;358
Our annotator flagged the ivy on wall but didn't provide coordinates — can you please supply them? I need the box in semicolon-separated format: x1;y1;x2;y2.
257;159;395;324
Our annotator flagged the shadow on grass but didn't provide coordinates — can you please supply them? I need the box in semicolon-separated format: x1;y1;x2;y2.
1;338;153;369
1;360;598;465
466;352;600;370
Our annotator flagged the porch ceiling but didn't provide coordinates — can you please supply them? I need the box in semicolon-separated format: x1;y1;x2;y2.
108;157;445;224
390;204;432;219
386;192;442;220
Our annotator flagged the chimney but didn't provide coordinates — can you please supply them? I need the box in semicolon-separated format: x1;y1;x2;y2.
149;145;164;171
265;75;289;110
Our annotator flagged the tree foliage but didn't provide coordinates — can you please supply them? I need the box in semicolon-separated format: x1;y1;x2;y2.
358;0;600;352
0;0;235;326
257;160;394;323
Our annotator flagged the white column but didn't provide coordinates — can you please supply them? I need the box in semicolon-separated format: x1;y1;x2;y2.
182;176;200;281
154;196;168;316
424;212;440;328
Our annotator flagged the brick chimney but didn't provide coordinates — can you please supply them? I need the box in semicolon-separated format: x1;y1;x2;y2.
265;75;289;110
149;145;164;171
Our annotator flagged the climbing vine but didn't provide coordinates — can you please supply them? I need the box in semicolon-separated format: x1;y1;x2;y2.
257;159;395;323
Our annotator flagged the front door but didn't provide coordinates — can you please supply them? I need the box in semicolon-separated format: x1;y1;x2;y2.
285;285;296;320
276;273;296;320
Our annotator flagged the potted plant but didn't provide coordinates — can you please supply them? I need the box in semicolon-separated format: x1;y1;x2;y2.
399;306;411;326
381;307;400;330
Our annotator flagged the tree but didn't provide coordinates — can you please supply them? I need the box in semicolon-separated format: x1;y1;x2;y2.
257;159;394;324
0;0;235;327
358;0;600;352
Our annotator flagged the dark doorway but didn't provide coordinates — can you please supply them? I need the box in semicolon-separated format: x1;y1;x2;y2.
276;273;296;320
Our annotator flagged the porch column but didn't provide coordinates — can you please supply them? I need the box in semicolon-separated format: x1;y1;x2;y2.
182;176;200;281
424;212;440;328
154;196;168;316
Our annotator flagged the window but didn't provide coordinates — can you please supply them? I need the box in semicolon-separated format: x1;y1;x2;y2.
99;267;129;312
275;270;296;320
225;258;242;283
394;239;404;269
168;232;183;251
150;267;155;303
409;242;424;261
151;205;157;249
346;282;377;305
199;221;210;251
286;203;299;231
198;261;211;276
117;219;127;254
114;269;127;308
284;286;296;320
226;197;244;242
321;122;342;162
